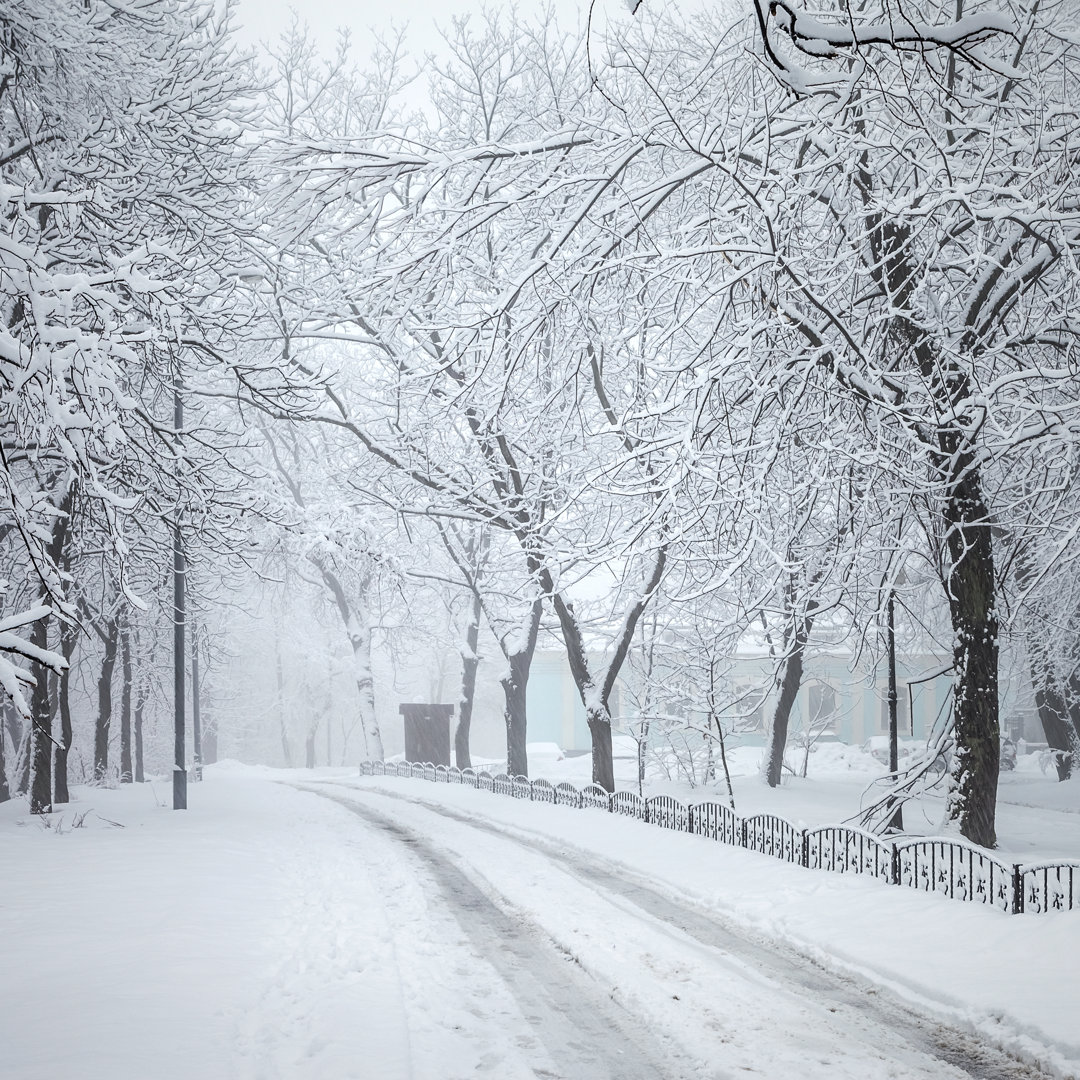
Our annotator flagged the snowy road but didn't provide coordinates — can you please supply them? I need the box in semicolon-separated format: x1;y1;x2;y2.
300;780;1049;1080
4;770;1074;1080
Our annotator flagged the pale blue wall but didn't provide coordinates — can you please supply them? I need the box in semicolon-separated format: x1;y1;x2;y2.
525;649;951;752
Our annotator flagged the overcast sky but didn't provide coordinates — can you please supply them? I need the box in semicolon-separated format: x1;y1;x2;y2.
231;0;594;59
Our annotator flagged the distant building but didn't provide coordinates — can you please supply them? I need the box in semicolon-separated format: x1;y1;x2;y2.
525;647;962;753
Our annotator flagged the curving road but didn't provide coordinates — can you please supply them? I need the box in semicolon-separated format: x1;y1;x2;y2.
297;780;1053;1080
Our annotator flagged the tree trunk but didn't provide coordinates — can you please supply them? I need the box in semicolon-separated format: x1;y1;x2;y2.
587;705;614;789
762;592;817;789
544;550;667;793
30;480;75;810
54;619;77;803
29;616;52;814
133;671;146;783
714;716;736;811
762;641;805;788
864;196;1001;847
501;652;530;777
455;590;482;771
0;702;9;804
15;725;30;795
305;729;316;769
317;564;383;761
499;596;543;778
1032;683;1076;782
191;626;202;781
942;463;1000;848
1013;540;1075;780
95;615;120;782
119;616;133;783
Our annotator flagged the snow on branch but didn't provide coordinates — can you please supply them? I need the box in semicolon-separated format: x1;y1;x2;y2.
0;605;66;720
754;0;1016;83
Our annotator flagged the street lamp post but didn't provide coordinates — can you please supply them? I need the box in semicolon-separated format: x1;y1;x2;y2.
173;374;187;811
885;590;903;833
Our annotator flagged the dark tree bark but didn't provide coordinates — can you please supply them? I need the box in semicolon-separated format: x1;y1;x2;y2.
762;589;818;788
191;625;202;781
53;618;77;803
119;615;133;783
501;597;543;778
94;614;120;783
455;588;482;771
0;702;9;804
941;463;1000;847
0;699;13;803
502;652;530;778
762;628;808;788
30;481;76;813
28;616;53;812
1032;682;1075;782
133;677;146;783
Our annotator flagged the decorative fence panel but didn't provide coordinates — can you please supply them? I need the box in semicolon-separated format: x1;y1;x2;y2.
581;784;611;811
646;795;689;831
744;814;801;863
1022;863;1080;913
805;826;893;881
532;779;556;804
357;760;1079;915
894;839;1013;913
612;791;647;821
554;782;582;808
688;802;739;846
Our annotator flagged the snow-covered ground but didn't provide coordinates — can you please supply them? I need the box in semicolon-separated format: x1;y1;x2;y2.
1;754;1077;1079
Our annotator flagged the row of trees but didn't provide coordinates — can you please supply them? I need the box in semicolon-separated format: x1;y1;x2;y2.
0;0;261;809
4;1;1080;850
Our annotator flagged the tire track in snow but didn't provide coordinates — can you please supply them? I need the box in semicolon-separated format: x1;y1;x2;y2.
312;790;679;1080
305;780;1056;1080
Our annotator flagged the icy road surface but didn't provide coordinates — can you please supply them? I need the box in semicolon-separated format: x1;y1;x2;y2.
3;768;1076;1080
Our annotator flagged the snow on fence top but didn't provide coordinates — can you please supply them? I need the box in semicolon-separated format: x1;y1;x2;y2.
357;761;1080;915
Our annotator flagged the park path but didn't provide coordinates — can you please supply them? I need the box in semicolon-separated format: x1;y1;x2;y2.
297;780;1050;1080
